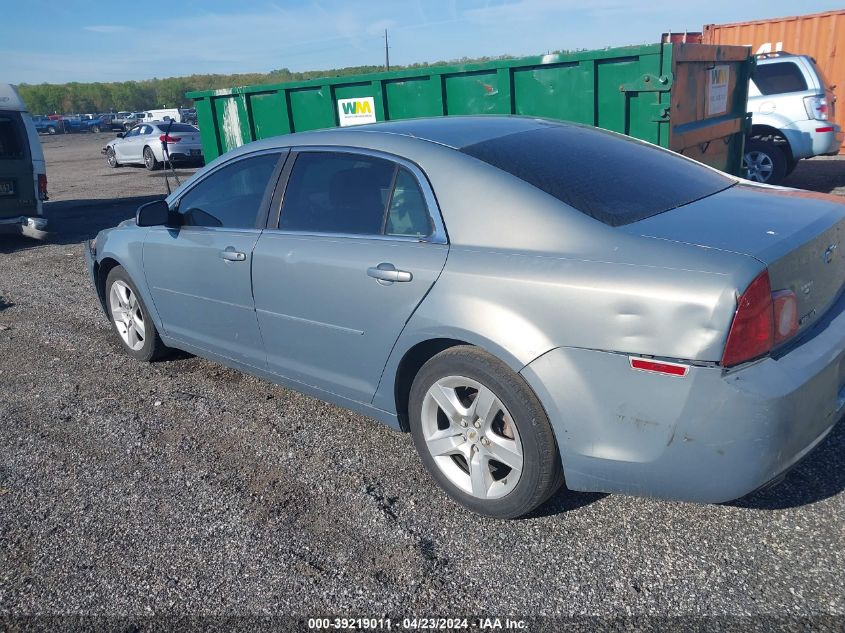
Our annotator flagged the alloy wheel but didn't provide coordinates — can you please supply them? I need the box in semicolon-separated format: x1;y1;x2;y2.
744;150;774;183
109;280;145;351
420;376;523;499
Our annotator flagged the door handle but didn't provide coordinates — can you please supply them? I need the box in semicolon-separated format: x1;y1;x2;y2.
219;247;246;262
367;262;412;284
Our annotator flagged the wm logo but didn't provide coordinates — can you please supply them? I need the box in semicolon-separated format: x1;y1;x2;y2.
341;100;373;115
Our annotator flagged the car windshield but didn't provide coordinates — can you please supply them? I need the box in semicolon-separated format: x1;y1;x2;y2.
460;123;736;227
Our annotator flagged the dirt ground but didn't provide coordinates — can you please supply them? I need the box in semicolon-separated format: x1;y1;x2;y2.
0;132;844;625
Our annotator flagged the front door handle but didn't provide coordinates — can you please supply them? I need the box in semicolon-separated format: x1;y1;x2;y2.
219;247;246;262
367;262;412;284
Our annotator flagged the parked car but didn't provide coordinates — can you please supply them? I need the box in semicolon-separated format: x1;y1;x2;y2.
98;113;118;129
30;115;61;135
744;52;842;184
182;108;197;125
61;114;105;133
87;116;845;518
114;112;145;132
103;121;203;170
0;84;48;239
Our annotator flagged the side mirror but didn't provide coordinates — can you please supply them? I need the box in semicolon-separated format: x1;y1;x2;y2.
136;199;174;227
116;132;124;138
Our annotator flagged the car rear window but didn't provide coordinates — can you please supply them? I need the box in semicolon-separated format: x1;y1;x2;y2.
0;114;26;160
752;61;809;95
460;123;735;226
159;123;197;132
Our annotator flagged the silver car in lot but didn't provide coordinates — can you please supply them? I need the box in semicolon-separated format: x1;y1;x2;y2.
103;121;203;171
86;116;845;518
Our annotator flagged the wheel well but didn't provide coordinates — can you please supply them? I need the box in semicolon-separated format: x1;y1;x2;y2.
394;338;469;432
94;257;121;312
749;125;794;162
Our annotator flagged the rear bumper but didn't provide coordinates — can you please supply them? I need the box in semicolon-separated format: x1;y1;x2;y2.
521;292;845;503
783;120;842;159
0;215;48;240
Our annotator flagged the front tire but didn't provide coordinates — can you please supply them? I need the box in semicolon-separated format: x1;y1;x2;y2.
105;266;168;362
47;126;57;135
90;125;101;133
409;346;563;519
143;146;159;171
106;147;119;168
744;140;787;185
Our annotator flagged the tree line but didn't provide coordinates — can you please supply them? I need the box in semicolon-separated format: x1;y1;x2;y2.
17;57;511;115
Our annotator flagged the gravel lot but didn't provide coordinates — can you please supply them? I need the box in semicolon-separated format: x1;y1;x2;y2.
1;132;844;625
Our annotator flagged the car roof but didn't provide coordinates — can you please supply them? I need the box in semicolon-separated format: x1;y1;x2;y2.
225;115;573;162
346;115;568;149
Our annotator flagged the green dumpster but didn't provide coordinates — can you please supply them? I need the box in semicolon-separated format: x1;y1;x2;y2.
188;42;752;175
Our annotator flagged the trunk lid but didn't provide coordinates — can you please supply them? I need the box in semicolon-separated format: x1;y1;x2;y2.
622;183;845;335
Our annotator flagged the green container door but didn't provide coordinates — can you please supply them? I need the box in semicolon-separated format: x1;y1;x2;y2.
189;42;752;176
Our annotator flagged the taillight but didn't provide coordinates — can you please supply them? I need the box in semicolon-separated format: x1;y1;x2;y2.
722;271;774;367
804;95;829;121
159;135;182;143
772;290;799;344
722;271;801;367
37;174;48;201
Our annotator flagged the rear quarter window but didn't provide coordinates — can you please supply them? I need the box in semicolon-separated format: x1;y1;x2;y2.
752;62;809;95
460;123;735;227
0;114;27;160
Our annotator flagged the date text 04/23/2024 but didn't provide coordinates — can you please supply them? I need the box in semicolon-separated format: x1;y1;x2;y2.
307;617;528;630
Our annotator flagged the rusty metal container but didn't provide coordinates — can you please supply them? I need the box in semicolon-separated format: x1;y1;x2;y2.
703;9;845;153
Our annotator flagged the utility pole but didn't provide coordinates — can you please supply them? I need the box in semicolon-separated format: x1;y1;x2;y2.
384;28;390;71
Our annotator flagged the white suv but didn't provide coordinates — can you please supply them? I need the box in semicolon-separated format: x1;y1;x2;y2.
745;52;842;184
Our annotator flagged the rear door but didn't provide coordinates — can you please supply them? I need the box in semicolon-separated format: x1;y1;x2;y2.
251;149;449;403
0;111;35;219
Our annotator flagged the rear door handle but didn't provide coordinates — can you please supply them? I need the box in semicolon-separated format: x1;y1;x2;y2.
219;247;246;262
367;262;412;283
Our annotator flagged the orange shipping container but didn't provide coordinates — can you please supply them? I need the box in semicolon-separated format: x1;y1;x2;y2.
703;9;845;153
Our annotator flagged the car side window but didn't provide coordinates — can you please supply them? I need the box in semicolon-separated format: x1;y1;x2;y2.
752;62;809;95
280;152;396;235
177;153;280;229
126;126;141;138
385;168;432;237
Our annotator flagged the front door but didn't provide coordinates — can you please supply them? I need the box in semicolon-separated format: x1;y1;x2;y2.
143;151;285;368
252;150;449;403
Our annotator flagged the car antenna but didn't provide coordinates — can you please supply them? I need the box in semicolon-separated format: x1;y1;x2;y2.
160;118;182;195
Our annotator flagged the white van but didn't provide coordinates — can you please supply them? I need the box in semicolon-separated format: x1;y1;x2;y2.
0;84;48;239
142;108;184;123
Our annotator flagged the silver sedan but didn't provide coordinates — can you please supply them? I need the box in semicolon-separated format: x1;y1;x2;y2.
103;121;203;170
86;116;845;518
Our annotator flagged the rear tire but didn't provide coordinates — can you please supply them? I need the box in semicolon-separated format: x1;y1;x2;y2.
143;146;159;171
744;140;787;185
47;126;57;135
409;346;563;519
90;125;101;133
104;266;169;362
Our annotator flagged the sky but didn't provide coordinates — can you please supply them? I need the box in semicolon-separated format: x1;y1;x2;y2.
3;0;843;84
